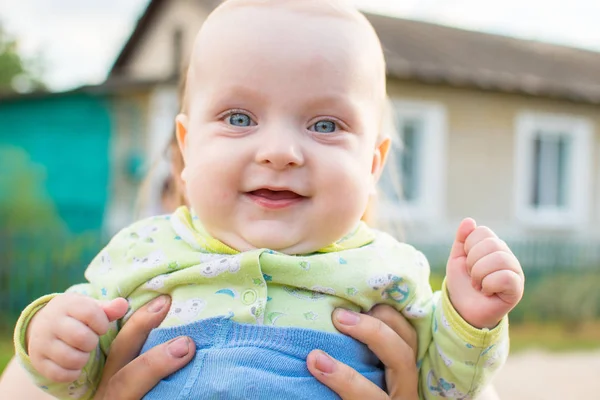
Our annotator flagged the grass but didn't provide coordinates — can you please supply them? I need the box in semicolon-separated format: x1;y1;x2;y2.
509;321;600;353
0;333;14;376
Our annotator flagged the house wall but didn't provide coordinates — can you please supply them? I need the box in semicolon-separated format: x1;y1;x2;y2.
0;93;112;234
125;0;211;80
387;80;600;242
104;91;151;234
114;0;600;253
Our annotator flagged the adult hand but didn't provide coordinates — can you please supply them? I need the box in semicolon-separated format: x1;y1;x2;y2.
93;295;195;400
93;298;418;399
307;305;419;400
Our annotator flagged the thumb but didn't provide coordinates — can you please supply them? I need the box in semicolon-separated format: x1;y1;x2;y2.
101;298;129;322
448;218;477;261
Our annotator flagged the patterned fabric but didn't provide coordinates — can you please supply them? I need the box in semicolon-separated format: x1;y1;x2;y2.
15;206;508;399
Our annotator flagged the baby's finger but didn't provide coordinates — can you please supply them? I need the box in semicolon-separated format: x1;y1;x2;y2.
55;317;99;353
466;237;511;274
37;358;81;383
448;218;477;261
67;300;109;336
306;350;387;400
481;269;524;302
464;226;498;255
470;251;522;289
44;339;90;371
101;298;129;322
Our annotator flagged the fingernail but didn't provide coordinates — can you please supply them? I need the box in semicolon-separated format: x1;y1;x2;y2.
335;309;360;326
148;296;168;313
167;337;190;358
315;351;335;374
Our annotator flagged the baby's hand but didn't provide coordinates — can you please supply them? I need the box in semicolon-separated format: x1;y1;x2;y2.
445;218;524;329
26;293;128;383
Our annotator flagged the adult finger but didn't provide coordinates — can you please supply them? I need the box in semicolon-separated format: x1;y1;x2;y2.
99;337;195;400
367;305;417;358
94;295;171;399
306;350;388;400
332;309;414;368
331;309;419;400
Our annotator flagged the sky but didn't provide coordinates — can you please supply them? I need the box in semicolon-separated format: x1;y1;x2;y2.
1;0;599;91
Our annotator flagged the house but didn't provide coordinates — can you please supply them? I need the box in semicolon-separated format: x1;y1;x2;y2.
1;1;598;316
105;0;600;249
0;90;113;234
0;89;114;314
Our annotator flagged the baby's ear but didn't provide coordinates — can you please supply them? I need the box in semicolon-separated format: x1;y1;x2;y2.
175;114;190;182
175;114;189;152
371;137;391;182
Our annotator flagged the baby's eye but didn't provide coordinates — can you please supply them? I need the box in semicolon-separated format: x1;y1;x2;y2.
310;120;337;134
226;112;255;127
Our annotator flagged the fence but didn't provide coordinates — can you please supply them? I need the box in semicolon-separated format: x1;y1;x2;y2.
0;229;104;325
1;231;599;327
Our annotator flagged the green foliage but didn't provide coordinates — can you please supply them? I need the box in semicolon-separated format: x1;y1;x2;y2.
429;272;444;292
0;147;102;318
509;321;600;353
510;272;600;328
0;146;66;233
0;333;13;376
0;23;45;94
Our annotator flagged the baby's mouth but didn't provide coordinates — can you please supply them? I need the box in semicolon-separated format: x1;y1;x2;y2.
247;189;304;201
245;188;307;209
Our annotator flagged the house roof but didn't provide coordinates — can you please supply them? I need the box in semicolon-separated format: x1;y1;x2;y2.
369;13;600;104
110;0;600;104
0;76;177;102
110;0;222;75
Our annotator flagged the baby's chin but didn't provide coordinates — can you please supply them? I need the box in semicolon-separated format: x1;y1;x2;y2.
235;223;332;255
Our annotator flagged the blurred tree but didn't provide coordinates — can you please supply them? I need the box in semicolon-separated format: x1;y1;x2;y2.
0;22;45;94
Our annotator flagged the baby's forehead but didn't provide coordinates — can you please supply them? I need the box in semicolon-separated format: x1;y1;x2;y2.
215;0;363;20
183;0;386;112
194;0;383;69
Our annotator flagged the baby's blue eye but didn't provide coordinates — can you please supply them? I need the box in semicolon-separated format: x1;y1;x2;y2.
311;120;337;134
227;113;253;127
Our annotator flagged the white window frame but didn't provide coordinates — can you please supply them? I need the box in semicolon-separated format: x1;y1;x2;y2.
514;111;593;228
378;100;447;222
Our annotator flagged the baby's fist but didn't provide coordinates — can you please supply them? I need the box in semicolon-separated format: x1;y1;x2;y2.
446;218;524;329
26;293;128;382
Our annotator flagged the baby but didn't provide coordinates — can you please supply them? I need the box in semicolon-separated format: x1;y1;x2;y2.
15;1;524;399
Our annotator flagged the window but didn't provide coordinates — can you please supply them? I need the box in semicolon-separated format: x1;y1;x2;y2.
514;112;592;227
378;100;446;221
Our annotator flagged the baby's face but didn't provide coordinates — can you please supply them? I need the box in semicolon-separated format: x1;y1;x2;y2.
177;1;388;254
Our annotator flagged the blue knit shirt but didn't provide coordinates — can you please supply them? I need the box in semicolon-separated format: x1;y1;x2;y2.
140;317;385;399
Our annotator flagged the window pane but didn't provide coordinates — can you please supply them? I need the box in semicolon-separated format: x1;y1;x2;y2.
531;135;542;207
377;116;423;205
530;132;570;209
557;135;570;207
400;119;422;202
